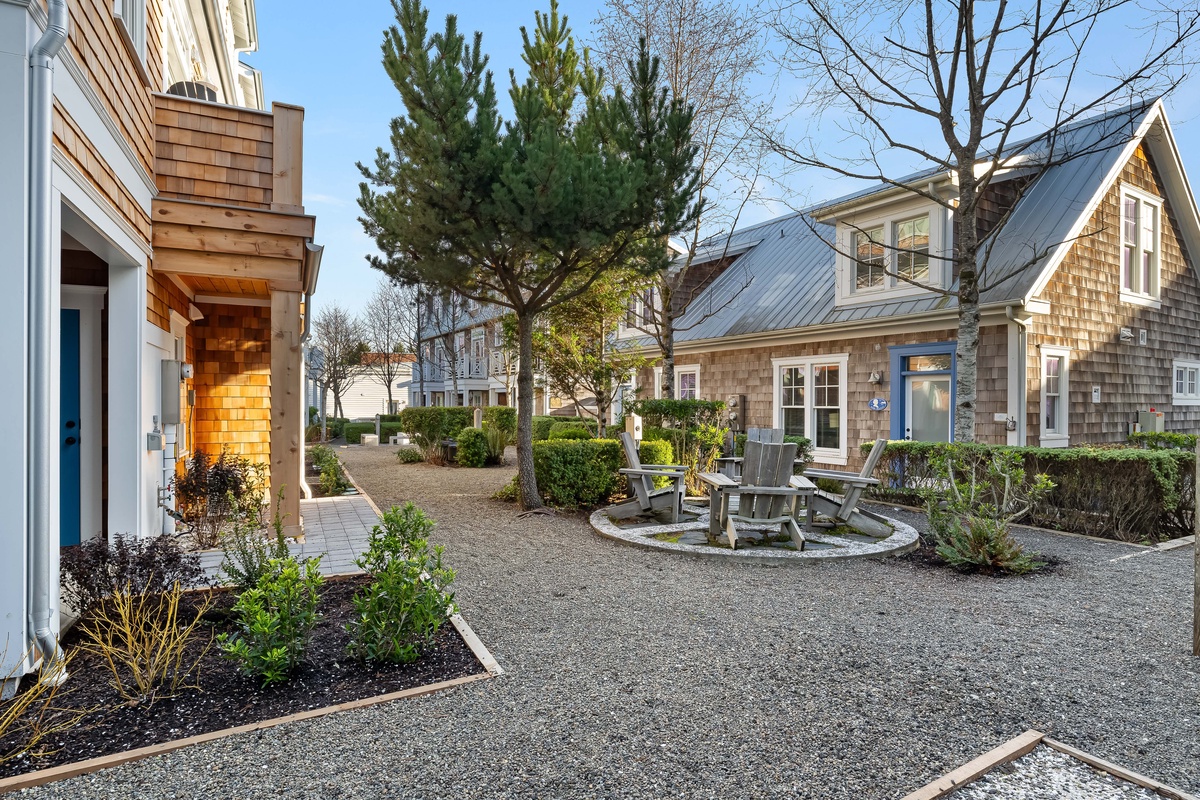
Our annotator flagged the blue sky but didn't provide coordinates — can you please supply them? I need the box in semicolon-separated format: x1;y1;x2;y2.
242;0;1200;315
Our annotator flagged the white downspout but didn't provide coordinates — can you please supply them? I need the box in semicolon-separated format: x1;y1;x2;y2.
28;0;69;682
1006;305;1029;446
299;242;322;499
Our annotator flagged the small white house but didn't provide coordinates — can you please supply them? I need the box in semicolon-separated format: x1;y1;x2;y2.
325;355;414;419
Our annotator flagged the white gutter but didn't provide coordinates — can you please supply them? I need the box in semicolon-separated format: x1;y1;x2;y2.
28;0;69;683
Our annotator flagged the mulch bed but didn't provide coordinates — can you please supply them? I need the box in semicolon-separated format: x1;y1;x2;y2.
0;575;483;779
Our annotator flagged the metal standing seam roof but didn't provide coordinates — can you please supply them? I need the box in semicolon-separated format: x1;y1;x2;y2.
670;102;1156;344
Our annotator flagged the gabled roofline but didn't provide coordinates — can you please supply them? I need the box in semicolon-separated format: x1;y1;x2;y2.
1022;100;1200;302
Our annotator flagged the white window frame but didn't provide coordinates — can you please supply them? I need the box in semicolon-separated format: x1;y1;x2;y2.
1119;185;1162;307
1039;346;1070;447
676;365;699;400
771;354;849;465
1173;358;1200;406
835;197;947;307
617;287;659;339
113;0;148;62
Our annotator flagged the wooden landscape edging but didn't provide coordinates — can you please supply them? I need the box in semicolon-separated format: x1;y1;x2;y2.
0;672;491;795
901;730;1199;800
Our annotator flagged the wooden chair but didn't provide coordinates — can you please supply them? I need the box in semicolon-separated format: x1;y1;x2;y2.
804;438;890;536
716;427;784;478
700;440;810;550
605;432;688;523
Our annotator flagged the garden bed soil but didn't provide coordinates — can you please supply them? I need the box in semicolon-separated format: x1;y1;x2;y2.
0;575;482;779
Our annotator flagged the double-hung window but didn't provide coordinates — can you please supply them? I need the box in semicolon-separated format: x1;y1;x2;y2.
1040;347;1070;446
1120;187;1161;303
773;355;849;464
677;367;699;400
854;227;885;290
895;216;930;284
1173;359;1200;405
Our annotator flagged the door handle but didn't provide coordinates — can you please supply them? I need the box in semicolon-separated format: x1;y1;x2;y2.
64;436;78;446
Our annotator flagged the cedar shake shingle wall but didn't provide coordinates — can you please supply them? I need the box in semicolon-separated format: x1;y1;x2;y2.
1028;144;1200;444
643;324;1009;470
154;95;274;209
191;303;272;474
146;269;190;331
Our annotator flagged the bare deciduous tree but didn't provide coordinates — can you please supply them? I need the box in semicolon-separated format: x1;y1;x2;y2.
768;0;1199;441
310;303;366;419
360;278;417;413
592;0;770;398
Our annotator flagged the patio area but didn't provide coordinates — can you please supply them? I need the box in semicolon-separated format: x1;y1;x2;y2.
30;445;1200;799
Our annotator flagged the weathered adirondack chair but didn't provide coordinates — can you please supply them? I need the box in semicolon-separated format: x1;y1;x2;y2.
804;438;890;536
700;440;810;550
716;427;784;478
605;432;688;523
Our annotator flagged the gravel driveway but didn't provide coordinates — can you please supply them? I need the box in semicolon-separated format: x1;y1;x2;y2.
28;446;1200;799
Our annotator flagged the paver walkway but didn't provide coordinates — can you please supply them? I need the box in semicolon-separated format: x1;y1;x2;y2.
198;494;380;579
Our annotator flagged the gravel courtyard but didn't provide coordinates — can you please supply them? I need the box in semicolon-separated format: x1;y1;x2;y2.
27;446;1200;799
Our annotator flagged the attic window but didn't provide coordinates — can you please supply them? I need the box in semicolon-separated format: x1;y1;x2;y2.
1120;185;1161;305
854;227;885;290
836;202;943;307
895;216;930;284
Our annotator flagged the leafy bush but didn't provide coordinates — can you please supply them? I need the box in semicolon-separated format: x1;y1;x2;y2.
61;533;206;613
492;476;520;502
532;439;624;507
1128;431;1198;450
220;494;293;591
455;428;490;467
326;417;349;439
548;424;593;440
396;447;424;464
79;583;213;705
482;406;517;438
624;398;726;428
864;439;1194;543
638;438;674;466
218;557;323;686
347;504;455;664
397;407;475;440
922;444;1052;575
531;415;594;441
172;449;266;548
484;426;508;464
310;444;351;494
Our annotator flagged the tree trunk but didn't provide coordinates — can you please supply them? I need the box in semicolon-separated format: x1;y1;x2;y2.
661;311;676;400
516;313;542;509
954;169;980;442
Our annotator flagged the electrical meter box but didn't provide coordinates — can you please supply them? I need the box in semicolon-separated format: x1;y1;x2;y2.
1137;410;1165;433
160;360;181;424
725;394;747;432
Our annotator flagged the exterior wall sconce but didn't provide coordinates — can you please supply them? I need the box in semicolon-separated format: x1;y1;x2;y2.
868;370;883;384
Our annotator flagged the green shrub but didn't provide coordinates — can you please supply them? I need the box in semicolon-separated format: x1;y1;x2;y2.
310;445;350;494
733;434;814;472
218;557;323;685
396;447;424;464
482;407;517;438
347;504;454;664
638;438;674;466
492;476;519;502
931;513;1046;575
1128;431;1198;450
624;398;726;428
532;439;624;507
396;407;475;440
548;424;592;441
863;439;1194;543
484;426;508;464
172;449;265;548
455;428;489;467
532;415;595;441
220;492;292;591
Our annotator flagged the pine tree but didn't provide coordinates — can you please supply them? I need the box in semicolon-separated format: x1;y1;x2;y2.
358;0;699;509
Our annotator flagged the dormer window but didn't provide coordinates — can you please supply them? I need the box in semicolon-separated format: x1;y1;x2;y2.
834;200;946;307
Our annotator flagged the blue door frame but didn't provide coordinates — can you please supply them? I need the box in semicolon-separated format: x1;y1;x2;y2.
60;309;82;547
888;342;956;441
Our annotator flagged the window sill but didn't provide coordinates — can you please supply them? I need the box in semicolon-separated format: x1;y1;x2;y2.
1119;291;1161;309
1172;397;1200;406
836;284;941;308
810;449;848;466
114;16;152;89
1040;434;1069;448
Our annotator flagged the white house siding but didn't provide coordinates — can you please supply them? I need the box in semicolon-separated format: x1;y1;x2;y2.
327;367;413;419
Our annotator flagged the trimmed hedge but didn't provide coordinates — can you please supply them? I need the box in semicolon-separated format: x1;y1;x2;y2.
863;440;1194;543
549;426;592;441
532;415;595;441
1128;431;1198;450
455;429;489;468
638;439;675;490
396;407;476;441
624;398;726;428
531;439;624;507
344;422;405;444
483;407;517;437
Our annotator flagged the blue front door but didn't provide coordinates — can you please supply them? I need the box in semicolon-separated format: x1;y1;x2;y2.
60;309;81;547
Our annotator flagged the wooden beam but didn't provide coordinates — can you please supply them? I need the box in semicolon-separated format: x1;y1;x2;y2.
153;223;305;260
193;293;271;307
270;103;304;214
153;248;301;283
900;730;1045;800
270;290;304;541
152;197;314;238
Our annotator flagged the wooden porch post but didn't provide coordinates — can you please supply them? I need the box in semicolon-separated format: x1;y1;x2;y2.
271;289;304;541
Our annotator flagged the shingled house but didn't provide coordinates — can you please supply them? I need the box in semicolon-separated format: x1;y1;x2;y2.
628;101;1200;470
1;0;321;689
